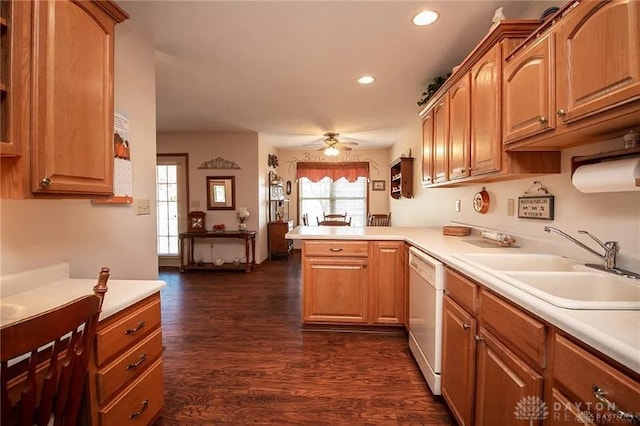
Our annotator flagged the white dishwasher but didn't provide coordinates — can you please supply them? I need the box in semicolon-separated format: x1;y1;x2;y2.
408;246;444;395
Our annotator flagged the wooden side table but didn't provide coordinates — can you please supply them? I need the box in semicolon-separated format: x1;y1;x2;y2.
268;220;293;259
178;231;257;273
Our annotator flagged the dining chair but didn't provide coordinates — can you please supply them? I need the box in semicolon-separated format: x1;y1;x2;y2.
1;270;110;426
368;212;391;226
323;212;348;220
301;213;309;226
318;219;351;226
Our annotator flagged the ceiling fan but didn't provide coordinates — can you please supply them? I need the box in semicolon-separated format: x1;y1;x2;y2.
306;132;358;156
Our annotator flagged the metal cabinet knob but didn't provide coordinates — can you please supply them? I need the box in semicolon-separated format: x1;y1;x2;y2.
538;116;548;125
40;177;51;187
556;109;566;118
462;323;471;331
474;335;484;343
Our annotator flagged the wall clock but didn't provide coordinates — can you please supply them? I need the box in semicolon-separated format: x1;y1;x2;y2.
473;187;490;214
187;211;207;232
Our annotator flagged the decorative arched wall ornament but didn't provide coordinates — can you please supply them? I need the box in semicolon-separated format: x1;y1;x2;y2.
198;157;241;169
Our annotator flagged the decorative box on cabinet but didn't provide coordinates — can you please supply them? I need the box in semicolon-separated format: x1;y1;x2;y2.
0;0;128;199
87;293;164;426
505;0;640;151
268;220;293;259
390;157;413;199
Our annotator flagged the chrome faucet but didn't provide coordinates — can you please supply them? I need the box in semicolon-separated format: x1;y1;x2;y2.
544;226;639;279
544;226;618;268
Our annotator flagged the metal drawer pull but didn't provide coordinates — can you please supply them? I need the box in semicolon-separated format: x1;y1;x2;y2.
329;248;343;252
592;385;640;422
129;399;149;420
474;335;484;343
126;353;148;370
462;324;471;331
125;320;146;335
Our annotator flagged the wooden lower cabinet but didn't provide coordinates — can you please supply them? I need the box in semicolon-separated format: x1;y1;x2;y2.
474;327;543;426
442;296;476;426
268;220;293;259
88;293;164;425
442;267;640;425
301;240;405;326
303;256;368;323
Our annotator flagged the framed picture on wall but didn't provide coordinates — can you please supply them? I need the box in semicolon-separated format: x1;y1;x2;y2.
372;180;385;191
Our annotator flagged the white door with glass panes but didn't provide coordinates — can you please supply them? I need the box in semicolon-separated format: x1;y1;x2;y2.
156;155;188;266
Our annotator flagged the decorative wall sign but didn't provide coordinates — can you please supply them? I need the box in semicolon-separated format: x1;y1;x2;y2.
372;180;385;191
518;196;555;220
198;157;240;169
518;181;555;220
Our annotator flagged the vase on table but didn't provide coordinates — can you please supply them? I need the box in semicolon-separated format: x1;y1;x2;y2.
237;207;249;231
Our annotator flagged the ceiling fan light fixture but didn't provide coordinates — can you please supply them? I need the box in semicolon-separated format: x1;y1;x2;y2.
412;10;439;26
324;146;340;156
357;75;375;85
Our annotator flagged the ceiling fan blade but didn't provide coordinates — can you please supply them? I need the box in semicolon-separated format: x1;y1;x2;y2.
341;145;353;151
339;141;358;146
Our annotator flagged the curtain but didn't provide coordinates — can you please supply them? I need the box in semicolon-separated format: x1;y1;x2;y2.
296;162;370;183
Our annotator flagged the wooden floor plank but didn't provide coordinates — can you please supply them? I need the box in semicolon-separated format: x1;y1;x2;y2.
154;253;453;424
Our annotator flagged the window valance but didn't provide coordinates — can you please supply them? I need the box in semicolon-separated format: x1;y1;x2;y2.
296;162;370;183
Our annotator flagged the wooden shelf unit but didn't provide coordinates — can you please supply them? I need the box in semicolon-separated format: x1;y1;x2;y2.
389;157;414;199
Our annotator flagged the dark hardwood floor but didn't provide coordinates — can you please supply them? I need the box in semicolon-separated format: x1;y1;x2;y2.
154;252;453;425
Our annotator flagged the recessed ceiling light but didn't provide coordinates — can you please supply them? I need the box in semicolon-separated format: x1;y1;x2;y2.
357;75;375;85
413;10;439;26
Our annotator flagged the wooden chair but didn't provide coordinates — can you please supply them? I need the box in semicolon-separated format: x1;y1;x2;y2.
323;212;347;221
301;213;309;226
368;212;391;226
1;269;110;426
318;219;351;226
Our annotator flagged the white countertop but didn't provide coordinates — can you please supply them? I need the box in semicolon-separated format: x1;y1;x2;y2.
0;263;166;328
287;226;640;374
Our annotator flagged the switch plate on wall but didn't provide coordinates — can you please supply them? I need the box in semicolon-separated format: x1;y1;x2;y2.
136;199;151;215
455;200;461;212
507;198;515;216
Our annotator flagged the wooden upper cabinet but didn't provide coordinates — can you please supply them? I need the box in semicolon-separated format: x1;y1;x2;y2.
421;112;434;185
432;95;449;184
470;43;502;175
503;32;555;144
30;0;126;195
555;0;640;125
448;74;470;180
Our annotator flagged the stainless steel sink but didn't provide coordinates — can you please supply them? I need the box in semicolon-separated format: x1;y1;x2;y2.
453;253;640;310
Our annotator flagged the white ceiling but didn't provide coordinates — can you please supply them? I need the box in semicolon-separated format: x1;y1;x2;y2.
122;1;536;149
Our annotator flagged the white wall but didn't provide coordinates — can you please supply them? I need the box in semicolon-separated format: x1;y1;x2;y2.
0;22;159;279
156;132;267;262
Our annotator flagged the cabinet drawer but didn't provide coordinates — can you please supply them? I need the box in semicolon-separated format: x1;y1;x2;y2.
444;268;478;314
480;290;546;368
96;328;163;405
303;241;368;257
96;297;161;366
99;358;164;426
553;334;640;421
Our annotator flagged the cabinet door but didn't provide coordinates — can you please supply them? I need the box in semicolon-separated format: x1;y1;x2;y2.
503;32;555;144
303;257;368;324
441;296;476;426
30;0;116;195
421;112;434;185
474;327;543;426
470;44;502;175
369;241;404;325
555;0;640;124
549;388;596;425
448;74;471;180
432;95;449;183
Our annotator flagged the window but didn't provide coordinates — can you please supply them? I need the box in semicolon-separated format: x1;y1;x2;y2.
156;165;179;255
299;176;368;226
156;154;189;258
